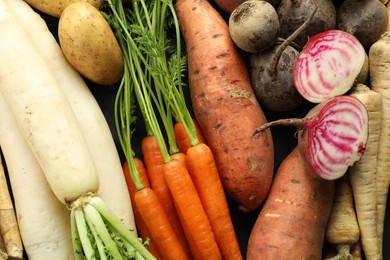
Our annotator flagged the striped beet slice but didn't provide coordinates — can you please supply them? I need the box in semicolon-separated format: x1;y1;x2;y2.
294;30;366;103
253;96;368;180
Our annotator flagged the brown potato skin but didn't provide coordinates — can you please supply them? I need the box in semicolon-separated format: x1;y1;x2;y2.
24;0;104;17
58;2;124;85
247;147;335;259
176;0;274;213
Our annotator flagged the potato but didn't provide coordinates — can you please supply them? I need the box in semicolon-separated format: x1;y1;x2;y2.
24;0;104;17
58;2;124;85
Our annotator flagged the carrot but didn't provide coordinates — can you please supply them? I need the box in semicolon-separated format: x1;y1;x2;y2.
325;173;360;260
186;143;242;260
163;159;222;260
141;136;190;256
368;31;390;255
174;119;207;154
246;147;335;259
123;159;162;259
348;83;382;259
0;155;23;259
175;0;274;213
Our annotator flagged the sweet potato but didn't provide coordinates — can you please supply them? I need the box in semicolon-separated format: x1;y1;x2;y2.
246;147;335;259
175;0;274;213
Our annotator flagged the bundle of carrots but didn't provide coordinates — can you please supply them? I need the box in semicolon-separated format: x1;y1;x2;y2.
103;0;242;259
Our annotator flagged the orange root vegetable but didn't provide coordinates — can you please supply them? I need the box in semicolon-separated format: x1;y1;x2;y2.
123;159;162;259
246;147;335;260
163;159;222;260
175;0;274;213
135;187;189;260
325;173;360;259
348;84;382;259
0;156;23;258
186;143;242;260
174;119;207;154
368;32;390;254
141;136;191;257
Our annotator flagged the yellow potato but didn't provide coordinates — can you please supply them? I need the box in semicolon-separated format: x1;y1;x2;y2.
58;2;124;85
24;0;104;18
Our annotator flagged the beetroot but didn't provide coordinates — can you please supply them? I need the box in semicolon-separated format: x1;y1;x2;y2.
294;30;366;103
253;96;368;180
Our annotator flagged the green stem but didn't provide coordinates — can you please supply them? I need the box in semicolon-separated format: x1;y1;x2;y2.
74;208;95;260
84;209;108;260
89;196;156;260
70;210;84;260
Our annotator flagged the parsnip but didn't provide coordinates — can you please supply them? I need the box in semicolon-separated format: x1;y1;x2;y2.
348;83;382;260
325;173;360;260
0;93;75;260
7;0;135;231
369;31;390;255
0;155;23;258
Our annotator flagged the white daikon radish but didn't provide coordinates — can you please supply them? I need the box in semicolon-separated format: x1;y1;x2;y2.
0;1;153;259
7;0;135;231
0;93;75;260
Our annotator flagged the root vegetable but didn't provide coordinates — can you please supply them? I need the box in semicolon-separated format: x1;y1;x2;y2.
229;0;279;53
0;93;75;260
325;173;360;260
0;1;152;258
337;0;389;49
253;96;369;180
246;147;335;259
24;0;104;17
294;29;366;103
0;156;23;259
58;2;124;85
348;83;382;260
276;0;337;48
8;0;135;231
214;0;280;14
368;31;390;256
248;8;316;112
175;0;274;213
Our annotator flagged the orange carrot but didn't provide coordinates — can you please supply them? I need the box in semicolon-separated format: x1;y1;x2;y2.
186;143;242;260
163;159;222;260
175;0;274;213
123;159;162;259
135;187;189;260
141;136;191;257
174;119;207;154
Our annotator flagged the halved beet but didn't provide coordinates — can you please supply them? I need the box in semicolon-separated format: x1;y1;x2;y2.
294;30;366;103
253;95;368;180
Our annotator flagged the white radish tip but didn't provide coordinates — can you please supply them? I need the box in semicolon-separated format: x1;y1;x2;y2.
294;30;366;104
302;96;368;180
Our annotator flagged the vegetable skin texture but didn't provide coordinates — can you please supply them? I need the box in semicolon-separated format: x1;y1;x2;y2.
58;2;124;85
368;32;390;256
246;147;335;260
175;0;274;213
0;93;75;260
8;0;135;230
214;0;280;14
325;174;360;259
174;119;207;154
186;143;242;260
141;136;191;258
163;159;222;260
24;0;104;17
0;1;99;205
0;158;23;259
123;159;162;259
336;0;389;48
348;84;382;260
